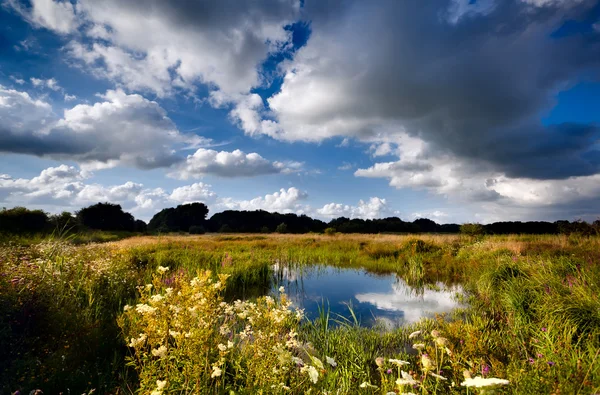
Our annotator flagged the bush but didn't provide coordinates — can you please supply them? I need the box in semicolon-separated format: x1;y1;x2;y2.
460;223;486;236
0;207;49;234
189;225;206;235
324;227;337;235
275;222;288;234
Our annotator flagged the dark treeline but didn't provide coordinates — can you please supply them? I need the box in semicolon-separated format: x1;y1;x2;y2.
2;203;600;236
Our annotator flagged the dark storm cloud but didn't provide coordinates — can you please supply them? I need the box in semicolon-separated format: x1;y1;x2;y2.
272;0;600;180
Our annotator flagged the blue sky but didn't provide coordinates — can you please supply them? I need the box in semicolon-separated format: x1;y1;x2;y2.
0;0;599;223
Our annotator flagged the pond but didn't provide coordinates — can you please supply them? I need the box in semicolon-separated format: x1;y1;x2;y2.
272;264;463;328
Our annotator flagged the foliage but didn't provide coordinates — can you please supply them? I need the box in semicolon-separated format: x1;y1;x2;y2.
460;223;486;236
275;222;288;233
148;203;209;233
0;206;49;234
188;225;206;234
77;202;137;231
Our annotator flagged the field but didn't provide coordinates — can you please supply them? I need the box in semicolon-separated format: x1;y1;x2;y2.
1;233;599;394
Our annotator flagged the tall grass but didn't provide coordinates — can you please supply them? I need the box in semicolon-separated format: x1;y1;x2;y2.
1;233;599;393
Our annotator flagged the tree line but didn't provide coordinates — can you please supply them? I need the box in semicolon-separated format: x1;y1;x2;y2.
2;202;600;236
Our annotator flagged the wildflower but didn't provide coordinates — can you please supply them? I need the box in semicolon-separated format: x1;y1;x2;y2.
135;304;157;315
461;376;509;388
279;286;285;293
408;330;422;339
149;294;164;304
541;327;547;332
547;361;556;367
359;382;378;388
375;357;385;367
301;365;319;384
431;330;441;338
421;354;434;371
435;337;449;347
537;353;543;358
430;372;447;381
217;343;227;352
145;284;153;290
128;333;147;347
389;359;410;367
528;358;535;364
386;369;393;374
123;304;131;311
326;356;337;367
211;366;222;378
157;266;169;274
396;371;417;386
156;380;167;390
151;345;167;358
165;287;173;296
445;347;453;356
292;356;304;366
227;340;234;349
168;330;180;338
481;364;490;376
413;343;425;351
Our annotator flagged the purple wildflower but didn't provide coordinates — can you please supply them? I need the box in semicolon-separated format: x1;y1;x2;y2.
386;369;392;374
537;353;543;358
528;358;535;364
541;327;547;332
481;364;490;376
547;361;556;367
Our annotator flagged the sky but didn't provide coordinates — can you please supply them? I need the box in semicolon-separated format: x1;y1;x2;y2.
0;0;599;224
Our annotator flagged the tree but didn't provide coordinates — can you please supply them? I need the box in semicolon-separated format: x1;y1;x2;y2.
148;203;209;233
0;207;49;234
76;203;135;231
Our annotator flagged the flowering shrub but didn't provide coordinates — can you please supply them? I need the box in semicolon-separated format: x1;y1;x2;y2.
119;268;337;393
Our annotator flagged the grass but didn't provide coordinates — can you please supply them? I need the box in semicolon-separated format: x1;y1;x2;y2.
0;233;599;394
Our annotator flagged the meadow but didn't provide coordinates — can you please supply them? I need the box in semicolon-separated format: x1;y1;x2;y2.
1;233;599;394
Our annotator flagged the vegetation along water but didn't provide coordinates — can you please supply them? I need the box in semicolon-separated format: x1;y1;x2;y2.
1;233;599;394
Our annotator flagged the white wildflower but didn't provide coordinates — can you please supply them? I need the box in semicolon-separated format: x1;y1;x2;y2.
279;286;285;293
157;266;169;274
408;330;421;339
326;356;337;367
430;372;447;381
389;358;410;367
396;371;417;386
217;343;227;352
301;365;319;384
149;294;164;304
413;343;425;350
461;376;510;388
156;380;167;390
123;304;131;311
135;304;157;315
359;382;378;388
211;366;222;378
151;345;167;358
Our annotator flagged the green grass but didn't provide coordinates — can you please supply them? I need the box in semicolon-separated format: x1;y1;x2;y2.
0;233;599;393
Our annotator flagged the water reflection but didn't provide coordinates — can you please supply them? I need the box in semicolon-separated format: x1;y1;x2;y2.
272;264;463;328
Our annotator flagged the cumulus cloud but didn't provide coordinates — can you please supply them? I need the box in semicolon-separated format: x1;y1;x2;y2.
170;148;290;179
217;187;308;214
316;197;396;220
30;77;61;91
261;0;600;180
0;87;207;169
12;0;294;97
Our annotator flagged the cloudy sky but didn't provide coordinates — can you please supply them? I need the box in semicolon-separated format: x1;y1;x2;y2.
1;0;599;223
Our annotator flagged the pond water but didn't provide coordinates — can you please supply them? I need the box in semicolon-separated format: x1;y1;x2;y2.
272;264;463;328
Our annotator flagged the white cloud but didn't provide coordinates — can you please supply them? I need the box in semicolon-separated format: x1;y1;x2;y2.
171;148;285;179
217;187;308;214
31;77;61;91
316;197;396;220
5;0;79;34
64;93;76;101
0;86;208;169
170;183;217;204
10;76;25;85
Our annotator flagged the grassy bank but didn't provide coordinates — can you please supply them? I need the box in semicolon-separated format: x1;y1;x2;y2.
1;233;599;394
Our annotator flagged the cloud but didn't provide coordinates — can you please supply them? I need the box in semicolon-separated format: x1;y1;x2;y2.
0;87;207;169
30;77;61;91
169;183;218;204
259;0;600;180
217;187;308;213
5;0;79;34
170;148;288;179
316;197;396;220
21;0;296;97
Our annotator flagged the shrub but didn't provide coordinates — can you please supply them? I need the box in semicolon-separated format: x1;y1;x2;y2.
275;222;288;234
460;223;486;236
324;227;337;235
189;225;206;235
